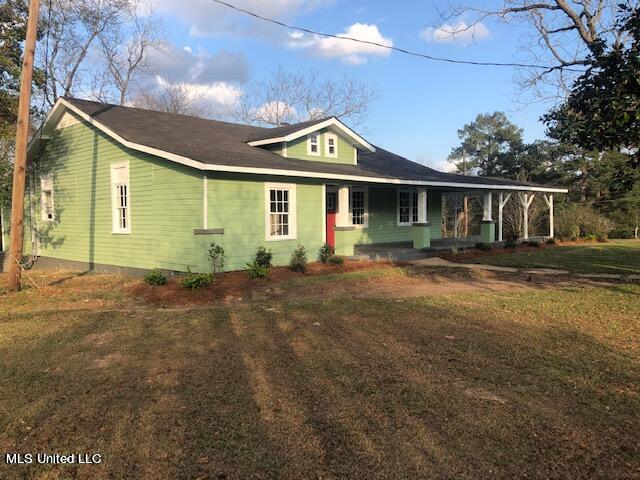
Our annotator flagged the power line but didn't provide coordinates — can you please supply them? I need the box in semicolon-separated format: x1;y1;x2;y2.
211;0;582;71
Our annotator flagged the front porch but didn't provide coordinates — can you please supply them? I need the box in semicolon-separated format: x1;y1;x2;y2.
328;184;558;257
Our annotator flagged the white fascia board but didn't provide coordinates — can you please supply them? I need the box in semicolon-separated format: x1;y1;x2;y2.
33;99;567;194
247;117;376;152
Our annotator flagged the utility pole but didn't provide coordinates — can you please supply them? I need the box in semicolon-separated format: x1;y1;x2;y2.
7;0;41;291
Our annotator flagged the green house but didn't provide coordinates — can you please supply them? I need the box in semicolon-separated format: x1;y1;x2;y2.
0;98;567;273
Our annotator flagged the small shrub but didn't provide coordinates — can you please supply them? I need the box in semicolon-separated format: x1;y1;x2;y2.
289;245;308;273
546;238;557;245
527;239;541;247
255;246;273;269
245;261;269;279
327;255;344;265
597;234;608;243
144;269;167;286
475;242;492;251
180;271;213;289
318;243;333;263
584;233;597;242
503;235;518;249
207;242;225;276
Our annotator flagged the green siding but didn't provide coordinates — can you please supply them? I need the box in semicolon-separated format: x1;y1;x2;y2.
206;173;324;271
285;128;356;165
29;119;325;272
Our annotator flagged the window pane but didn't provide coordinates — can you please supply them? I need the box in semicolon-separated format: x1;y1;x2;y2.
412;191;419;223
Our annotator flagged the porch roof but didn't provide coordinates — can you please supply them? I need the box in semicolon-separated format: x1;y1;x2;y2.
31;98;567;193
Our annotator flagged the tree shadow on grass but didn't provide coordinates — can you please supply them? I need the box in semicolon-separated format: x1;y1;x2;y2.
0;297;638;479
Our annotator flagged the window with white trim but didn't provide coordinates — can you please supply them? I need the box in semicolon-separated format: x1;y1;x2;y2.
398;189;421;226
111;163;130;233
325;133;338;157
41;176;54;221
351;187;368;226
266;183;296;240
307;133;320;155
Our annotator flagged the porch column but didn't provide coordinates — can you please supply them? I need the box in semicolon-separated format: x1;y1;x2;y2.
480;191;495;243
334;185;355;256
543;193;554;238
412;188;431;249
519;193;535;240
498;192;512;242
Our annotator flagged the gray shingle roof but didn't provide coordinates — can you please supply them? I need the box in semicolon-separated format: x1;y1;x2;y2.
62;97;563;191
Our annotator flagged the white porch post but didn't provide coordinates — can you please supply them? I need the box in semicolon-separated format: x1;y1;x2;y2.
498;192;512;242
482;192;493;221
417;188;428;223
520;193;535;240
336;185;350;227
543;193;554;238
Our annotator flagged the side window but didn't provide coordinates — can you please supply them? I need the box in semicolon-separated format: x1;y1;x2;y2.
111;163;130;234
41;176;54;221
398;190;411;225
351;187;368;226
325;133;338;158
266;183;297;240
307;133;320;155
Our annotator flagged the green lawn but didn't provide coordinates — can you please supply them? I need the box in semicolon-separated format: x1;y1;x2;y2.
465;239;640;274
0;268;638;479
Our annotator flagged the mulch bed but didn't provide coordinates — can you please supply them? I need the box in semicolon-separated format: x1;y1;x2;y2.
127;259;394;307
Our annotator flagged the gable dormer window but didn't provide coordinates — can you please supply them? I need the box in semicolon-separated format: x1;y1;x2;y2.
325;133;338;158
307;133;320;156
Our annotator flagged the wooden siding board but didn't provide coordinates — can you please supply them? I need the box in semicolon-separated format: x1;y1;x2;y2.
286;128;355;165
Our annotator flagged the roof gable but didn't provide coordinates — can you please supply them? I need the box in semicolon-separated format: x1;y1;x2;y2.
246;117;375;152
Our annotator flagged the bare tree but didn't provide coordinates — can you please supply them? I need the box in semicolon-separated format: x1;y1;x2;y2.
96;3;161;105
41;0;142;106
131;81;211;117
438;1;633;99
235;67;379;127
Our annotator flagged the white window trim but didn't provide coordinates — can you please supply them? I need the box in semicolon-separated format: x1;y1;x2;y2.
350;186;369;229
40;176;54;222
265;182;297;241
110;161;131;234
397;188;419;226
307;133;321;156
325;132;338;158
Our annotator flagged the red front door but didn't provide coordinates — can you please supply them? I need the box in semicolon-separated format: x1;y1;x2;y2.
326;192;337;249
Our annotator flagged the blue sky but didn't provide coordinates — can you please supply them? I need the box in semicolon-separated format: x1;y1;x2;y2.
148;0;555;171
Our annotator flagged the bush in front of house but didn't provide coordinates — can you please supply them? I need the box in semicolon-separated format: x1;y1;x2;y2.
255;246;273;269
327;255;344;265
245;261;269;279
475;242;492;251
318;243;333;263
144;269;167;286
207;242;225;277
527;239;542;247
180;270;213;289
289;245;307;273
546;238;557;245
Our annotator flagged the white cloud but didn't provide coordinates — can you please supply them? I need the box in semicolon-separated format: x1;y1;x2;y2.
148;43;249;84
420;21;490;45
289;23;393;65
152;76;243;116
151;0;335;39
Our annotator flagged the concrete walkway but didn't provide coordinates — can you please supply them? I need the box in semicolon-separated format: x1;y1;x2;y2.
407;257;640;281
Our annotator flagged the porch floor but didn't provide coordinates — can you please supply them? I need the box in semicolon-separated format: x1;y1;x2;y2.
353;237;482;261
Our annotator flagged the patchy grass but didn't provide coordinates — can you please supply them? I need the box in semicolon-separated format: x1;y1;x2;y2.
456;239;640;274
0;267;638;479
